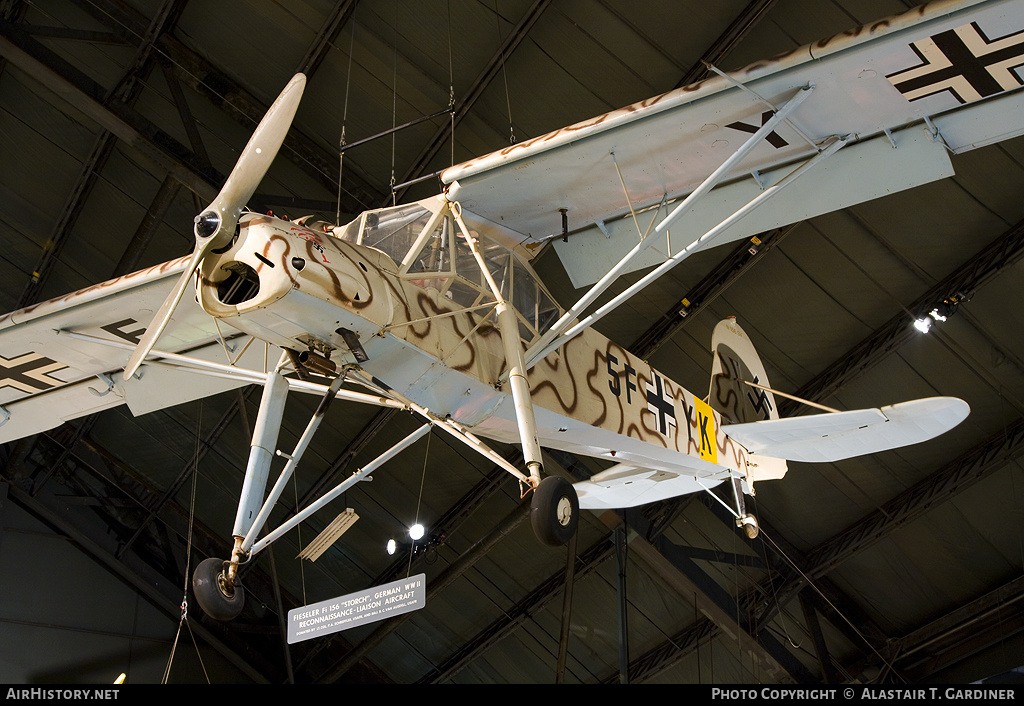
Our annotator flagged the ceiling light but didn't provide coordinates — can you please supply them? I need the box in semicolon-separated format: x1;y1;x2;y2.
914;316;933;333
409;523;425;540
386;538;397;555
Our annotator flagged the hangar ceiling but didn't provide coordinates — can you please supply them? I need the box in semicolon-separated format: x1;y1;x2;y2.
1;0;1024;684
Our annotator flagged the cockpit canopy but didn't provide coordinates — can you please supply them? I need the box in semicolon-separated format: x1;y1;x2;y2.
332;200;560;343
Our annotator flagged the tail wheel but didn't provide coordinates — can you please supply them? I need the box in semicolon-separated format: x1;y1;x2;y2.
738;514;759;540
530;476;579;546
192;557;245;621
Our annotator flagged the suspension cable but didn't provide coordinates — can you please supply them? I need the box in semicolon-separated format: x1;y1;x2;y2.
337;7;358;225
162;402;210;684
493;0;516;144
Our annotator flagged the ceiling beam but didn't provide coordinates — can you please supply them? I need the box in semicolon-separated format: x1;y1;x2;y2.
675;0;779;88
785;217;1024;412
323;497;535;683
630;227;793;358
67;0;384;211
888;574;1024;681
416;521;614;684
0;21;218;199
803;417;1024;588
296;0;358;78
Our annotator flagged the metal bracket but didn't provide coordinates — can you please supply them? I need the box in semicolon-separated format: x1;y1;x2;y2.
924;115;952;152
88;373;116;397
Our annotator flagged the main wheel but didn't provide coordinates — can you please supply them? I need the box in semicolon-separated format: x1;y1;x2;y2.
192;557;245;621
530;476;579;546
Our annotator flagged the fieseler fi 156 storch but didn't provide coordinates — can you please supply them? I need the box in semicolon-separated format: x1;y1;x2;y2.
4;0;1019;620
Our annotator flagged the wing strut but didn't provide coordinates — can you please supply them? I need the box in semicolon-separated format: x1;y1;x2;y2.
523;85;814;370
523;132;851;369
248;423;433;557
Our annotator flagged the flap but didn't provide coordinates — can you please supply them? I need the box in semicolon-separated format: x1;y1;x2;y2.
573;463;720;510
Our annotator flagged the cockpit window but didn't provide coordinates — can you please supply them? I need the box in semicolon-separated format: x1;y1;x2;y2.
331;201;560;343
360;204;433;265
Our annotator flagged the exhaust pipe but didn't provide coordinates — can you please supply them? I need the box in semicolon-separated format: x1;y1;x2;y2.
296;349;337;376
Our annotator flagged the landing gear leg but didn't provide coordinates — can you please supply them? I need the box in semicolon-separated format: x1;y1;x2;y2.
731;476;758;539
193;352;290;620
452;207;577;546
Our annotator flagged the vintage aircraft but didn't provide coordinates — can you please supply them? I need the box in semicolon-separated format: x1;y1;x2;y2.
1;0;1018;621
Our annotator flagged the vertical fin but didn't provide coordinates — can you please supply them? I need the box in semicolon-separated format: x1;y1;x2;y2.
709;317;778;423
709;317;788;483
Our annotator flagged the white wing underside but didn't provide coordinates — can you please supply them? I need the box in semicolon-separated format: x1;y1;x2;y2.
725;396;970;463
442;0;1024;287
0;256;395;444
573;397;969;510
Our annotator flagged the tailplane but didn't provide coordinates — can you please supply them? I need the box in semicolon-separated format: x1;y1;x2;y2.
711;318;970;477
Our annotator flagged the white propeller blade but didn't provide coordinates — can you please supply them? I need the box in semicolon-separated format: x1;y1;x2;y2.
123;74;306;381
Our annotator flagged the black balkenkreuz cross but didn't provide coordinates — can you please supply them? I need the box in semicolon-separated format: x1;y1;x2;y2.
646;373;677;435
725;110;789;149
0;352;68;394
887;22;1024;104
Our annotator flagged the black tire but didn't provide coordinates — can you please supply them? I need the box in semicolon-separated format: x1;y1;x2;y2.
530;476;579;546
192;557;245;621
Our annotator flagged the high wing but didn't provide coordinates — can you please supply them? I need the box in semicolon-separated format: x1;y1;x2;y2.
721;396;971;463
441;0;1024;288
0;255;401;445
0;257;259;443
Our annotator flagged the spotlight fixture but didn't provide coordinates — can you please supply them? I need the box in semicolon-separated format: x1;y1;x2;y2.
913;292;968;334
386;538;397;555
409;523;425;541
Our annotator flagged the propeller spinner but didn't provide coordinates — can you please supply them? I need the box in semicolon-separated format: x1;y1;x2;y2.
123;73;307;381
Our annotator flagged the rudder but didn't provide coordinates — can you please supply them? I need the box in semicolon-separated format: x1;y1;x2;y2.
708;317;787;483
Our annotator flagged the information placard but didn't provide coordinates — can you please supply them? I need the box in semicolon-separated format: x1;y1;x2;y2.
287;574;426;643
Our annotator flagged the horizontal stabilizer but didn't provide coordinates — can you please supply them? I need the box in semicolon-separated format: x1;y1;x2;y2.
723;397;969;463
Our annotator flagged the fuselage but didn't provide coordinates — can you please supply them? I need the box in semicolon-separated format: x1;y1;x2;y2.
195;196;747;483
